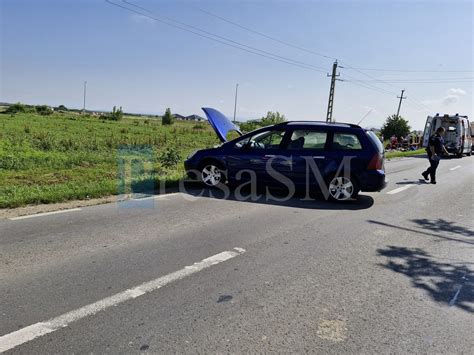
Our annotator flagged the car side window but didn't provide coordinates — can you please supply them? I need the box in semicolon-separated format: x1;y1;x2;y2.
332;133;362;150
242;129;286;150
234;136;251;149
287;130;327;150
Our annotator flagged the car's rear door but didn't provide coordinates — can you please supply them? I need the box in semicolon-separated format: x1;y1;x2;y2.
324;130;369;180
280;128;331;189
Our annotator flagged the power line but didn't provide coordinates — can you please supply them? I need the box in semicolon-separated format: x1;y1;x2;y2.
340;66;431;111
106;1;328;73
194;6;336;62
343;79;397;97
342;79;427;112
189;4;435;111
110;1;442;113
122;0;151;13
337;63;432;111
345;67;474;73
347;77;474;83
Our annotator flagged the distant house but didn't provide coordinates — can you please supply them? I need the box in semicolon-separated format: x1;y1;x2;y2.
185;114;205;122
172;113;186;120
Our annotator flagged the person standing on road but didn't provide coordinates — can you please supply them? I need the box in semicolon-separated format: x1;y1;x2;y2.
422;127;449;184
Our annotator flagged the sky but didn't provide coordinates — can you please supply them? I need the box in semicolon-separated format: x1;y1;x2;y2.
1;0;473;130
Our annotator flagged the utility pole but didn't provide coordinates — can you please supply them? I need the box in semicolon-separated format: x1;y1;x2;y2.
396;89;407;117
233;83;239;124
326;61;340;123
83;81;87;113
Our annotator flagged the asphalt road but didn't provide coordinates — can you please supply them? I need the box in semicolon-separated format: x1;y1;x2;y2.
1;155;473;353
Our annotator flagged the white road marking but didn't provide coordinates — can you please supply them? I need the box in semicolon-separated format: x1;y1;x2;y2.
449;165;461;171
131;192;182;201
9;208;82;221
386;185;414;195
0;247;246;353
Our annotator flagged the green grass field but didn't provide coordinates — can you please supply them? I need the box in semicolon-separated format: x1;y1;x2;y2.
385;149;426;159
0;112;219;208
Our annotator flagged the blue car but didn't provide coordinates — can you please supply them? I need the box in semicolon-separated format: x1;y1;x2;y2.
184;108;386;201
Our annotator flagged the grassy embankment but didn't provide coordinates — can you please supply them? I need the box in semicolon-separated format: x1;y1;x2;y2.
385;149;426;159
0;111;219;208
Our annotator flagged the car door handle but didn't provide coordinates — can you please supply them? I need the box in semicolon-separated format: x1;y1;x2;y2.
312;156;325;159
279;160;292;166
249;159;260;164
264;155;276;158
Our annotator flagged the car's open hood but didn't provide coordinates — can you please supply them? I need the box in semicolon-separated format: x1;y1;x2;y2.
202;107;242;143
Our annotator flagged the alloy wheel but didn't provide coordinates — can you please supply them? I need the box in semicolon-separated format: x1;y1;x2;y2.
328;176;355;201
201;164;222;186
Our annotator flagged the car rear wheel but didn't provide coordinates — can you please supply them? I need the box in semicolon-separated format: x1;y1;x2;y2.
328;176;359;201
200;163;224;187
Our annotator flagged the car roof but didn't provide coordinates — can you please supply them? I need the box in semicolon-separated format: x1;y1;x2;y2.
276;121;362;129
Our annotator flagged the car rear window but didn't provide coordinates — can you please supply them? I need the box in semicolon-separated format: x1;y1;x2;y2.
333;133;362;150
366;131;384;153
288;130;327;150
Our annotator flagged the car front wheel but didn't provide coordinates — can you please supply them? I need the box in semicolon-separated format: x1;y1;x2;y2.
327;176;359;201
200;163;224;187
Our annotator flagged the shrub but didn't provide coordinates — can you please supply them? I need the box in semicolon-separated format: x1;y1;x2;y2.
159;146;181;168
193;123;205;130
239;111;286;133
109;106;123;121
35;105;54;115
161;108;174;125
100;106;123;121
5;102;27;114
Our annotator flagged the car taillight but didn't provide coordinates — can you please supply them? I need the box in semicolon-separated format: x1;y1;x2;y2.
368;154;383;170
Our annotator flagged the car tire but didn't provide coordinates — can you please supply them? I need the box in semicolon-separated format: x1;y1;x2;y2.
199;161;226;187
326;175;359;202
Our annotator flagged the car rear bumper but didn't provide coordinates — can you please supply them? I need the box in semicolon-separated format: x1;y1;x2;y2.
358;170;386;192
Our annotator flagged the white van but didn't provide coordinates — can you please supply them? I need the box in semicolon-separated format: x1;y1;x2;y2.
422;114;472;157
471;122;474;152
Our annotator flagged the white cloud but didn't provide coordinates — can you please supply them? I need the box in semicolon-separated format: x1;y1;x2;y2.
442;95;459;106
446;88;466;95
421;88;467;107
